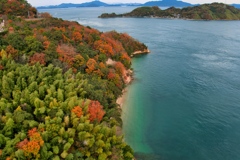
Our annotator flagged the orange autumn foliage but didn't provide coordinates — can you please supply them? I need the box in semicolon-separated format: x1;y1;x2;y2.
71;106;83;118
72;31;83;42
30;133;44;147
28;128;37;137
99;62;106;69
88;101;105;122
62;34;70;43
43;40;50;50
93;69;104;77
3;0;36;17
17;128;44;158
22;141;40;156
86;58;97;74
83;33;94;45
107;69;115;80
81;27;100;44
53;27;66;32
29;53;46;66
115;62;125;76
101;34;124;54
5;45;18;59
16;138;29;149
57;44;77;67
121;52;131;66
107;69;123;88
93;40;114;56
40;12;52;18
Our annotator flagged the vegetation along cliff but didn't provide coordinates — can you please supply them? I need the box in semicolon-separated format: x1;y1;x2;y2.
99;3;240;20
0;0;148;159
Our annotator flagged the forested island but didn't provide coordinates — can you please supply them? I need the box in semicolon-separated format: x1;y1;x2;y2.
0;0;148;159
99;3;240;20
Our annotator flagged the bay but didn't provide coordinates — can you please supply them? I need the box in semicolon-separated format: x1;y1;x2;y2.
40;7;240;160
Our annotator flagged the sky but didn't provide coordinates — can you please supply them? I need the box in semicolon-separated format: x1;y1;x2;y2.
27;0;240;7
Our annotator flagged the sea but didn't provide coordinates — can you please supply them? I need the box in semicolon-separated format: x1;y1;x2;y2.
39;7;240;160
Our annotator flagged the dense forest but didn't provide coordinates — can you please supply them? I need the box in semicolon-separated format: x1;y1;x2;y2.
0;0;148;159
0;0;36;18
99;3;240;20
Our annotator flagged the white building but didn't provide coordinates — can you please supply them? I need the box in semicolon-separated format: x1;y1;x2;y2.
0;20;5;32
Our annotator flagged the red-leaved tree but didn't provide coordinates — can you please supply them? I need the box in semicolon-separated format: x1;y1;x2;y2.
29;53;46;66
88;101;105;122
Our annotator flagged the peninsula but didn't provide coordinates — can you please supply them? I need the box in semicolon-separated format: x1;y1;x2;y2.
0;0;148;159
99;3;240;20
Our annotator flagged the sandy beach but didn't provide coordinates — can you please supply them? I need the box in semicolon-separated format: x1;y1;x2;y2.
116;88;128;108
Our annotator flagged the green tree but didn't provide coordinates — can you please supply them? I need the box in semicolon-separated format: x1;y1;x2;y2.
25;36;43;55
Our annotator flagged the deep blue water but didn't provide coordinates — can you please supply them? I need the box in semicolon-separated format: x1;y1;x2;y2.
40;7;240;160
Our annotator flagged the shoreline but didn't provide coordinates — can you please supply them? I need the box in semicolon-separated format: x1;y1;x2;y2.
110;49;149;152
117;68;134;108
116;74;132;110
100;15;240;21
116;73;132;136
116;60;135;136
118;64;153;155
116;48;149;120
116;87;128;109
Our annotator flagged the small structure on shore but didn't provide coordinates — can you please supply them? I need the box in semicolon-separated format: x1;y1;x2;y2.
0;19;5;32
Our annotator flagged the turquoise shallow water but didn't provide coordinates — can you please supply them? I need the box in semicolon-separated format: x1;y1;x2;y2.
40;7;240;160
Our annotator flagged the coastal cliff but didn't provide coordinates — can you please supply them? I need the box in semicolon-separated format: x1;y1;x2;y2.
99;3;240;20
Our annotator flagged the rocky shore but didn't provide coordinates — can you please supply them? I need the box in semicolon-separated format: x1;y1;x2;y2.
131;49;150;57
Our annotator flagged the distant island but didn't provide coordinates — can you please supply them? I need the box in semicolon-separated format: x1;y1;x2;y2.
144;0;192;7
99;3;240;20
36;0;240;9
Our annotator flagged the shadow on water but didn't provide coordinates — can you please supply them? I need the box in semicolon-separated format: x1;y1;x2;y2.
135;152;162;160
132;54;149;58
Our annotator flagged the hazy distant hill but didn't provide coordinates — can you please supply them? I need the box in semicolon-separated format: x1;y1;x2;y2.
37;1;108;9
36;0;240;9
107;3;142;7
37;1;140;9
37;3;79;9
78;1;108;7
78;1;141;7
144;0;192;7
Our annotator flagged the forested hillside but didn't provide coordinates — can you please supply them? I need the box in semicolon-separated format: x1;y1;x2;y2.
0;0;148;159
0;0;36;17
